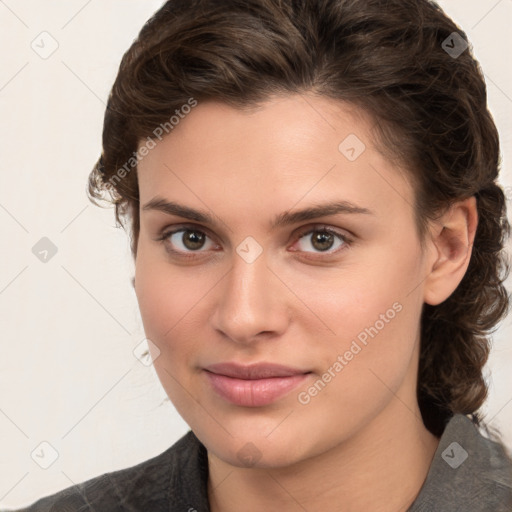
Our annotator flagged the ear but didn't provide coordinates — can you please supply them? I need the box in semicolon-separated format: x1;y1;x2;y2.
423;196;478;306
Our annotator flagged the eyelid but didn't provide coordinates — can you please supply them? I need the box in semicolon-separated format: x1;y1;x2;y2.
159;223;217;240
293;223;352;240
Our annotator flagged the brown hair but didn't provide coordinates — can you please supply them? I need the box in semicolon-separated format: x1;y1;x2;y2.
88;0;510;437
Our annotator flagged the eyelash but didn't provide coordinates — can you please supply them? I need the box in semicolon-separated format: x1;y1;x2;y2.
155;224;352;260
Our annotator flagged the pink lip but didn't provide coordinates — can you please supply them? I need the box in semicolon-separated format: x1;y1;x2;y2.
203;362;311;407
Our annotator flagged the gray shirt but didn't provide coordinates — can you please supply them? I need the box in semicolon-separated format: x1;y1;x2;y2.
408;414;512;511
7;414;512;511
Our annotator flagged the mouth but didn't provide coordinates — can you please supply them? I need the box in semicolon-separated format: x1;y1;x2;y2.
203;362;312;407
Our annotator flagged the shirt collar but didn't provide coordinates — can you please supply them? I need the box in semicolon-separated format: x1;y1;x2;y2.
169;414;512;512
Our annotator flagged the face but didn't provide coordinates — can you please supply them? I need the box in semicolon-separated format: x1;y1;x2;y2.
134;94;430;468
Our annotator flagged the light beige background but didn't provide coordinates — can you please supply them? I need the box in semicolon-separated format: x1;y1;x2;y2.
0;0;511;508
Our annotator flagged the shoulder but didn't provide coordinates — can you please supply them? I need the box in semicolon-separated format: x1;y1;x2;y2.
409;414;512;511
8;430;205;512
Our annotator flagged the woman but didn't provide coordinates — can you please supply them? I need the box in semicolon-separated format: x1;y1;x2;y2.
13;0;512;510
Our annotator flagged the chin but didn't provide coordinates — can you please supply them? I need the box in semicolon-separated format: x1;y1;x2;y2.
201;424;312;469
215;440;306;469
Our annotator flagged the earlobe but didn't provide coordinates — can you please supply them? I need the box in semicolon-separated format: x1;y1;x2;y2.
423;196;478;306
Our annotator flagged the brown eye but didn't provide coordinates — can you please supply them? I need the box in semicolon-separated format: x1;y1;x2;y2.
294;227;349;255
161;228;217;255
310;231;335;251
181;230;206;250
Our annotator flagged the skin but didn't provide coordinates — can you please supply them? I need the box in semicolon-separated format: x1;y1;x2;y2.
134;94;478;512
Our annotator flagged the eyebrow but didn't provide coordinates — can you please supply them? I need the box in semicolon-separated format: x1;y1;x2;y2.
142;196;374;230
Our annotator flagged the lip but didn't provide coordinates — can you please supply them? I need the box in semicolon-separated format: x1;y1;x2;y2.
203;362;311;407
204;362;309;379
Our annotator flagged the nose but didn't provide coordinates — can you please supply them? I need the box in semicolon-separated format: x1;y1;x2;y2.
211;248;289;345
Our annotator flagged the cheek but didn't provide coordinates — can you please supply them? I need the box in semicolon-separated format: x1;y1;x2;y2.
135;241;202;338
293;238;424;388
299;277;418;378
134;247;192;355
135;266;173;342
134;244;219;386
134;249;204;413
294;284;421;439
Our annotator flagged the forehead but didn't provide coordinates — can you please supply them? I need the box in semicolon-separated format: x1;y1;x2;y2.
136;95;415;227
143;95;371;167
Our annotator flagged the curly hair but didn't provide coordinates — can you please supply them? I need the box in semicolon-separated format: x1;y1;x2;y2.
88;0;510;437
